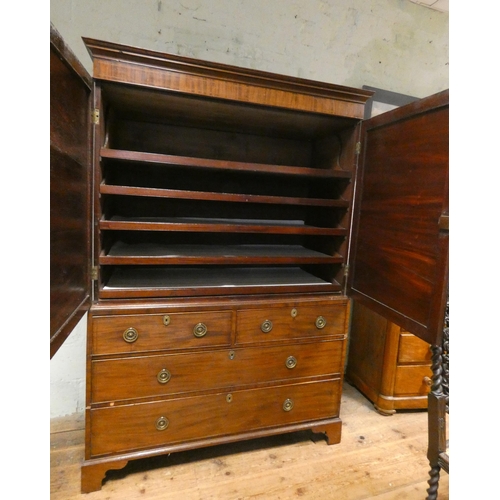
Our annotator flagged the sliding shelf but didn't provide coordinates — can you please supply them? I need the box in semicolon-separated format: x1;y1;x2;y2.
99;243;343;265
99;217;348;235
99;266;341;299
100;148;353;179
99;184;347;208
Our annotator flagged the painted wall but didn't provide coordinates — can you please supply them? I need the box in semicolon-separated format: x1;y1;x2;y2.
50;0;448;418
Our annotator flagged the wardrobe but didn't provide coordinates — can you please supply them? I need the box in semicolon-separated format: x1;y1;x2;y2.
50;24;449;493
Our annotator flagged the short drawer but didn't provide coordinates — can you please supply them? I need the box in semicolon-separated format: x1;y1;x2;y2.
397;333;432;364
91;339;345;403
89;378;341;457
394;365;433;396
236;303;348;344
92;311;233;355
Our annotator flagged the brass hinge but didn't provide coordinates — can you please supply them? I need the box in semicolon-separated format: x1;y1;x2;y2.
91;108;100;125
342;264;350;295
343;264;349;278
91;267;98;280
438;214;449;231
355;142;361;155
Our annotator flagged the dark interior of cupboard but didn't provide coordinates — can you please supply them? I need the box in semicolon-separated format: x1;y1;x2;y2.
96;82;361;299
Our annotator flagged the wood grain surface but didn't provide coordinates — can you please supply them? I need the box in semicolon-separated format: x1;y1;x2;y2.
50;382;449;499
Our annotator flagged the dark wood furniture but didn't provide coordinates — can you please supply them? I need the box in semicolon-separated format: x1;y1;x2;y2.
426;300;449;500
346;301;432;415
50;23;448;495
50;28;92;358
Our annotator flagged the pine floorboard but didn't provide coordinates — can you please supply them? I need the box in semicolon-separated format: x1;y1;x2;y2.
50;382;449;499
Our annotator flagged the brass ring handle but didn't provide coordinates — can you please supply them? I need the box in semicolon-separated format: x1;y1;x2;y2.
157;368;171;384
193;323;208;338
423;376;432;387
283;398;294;412
155;416;169;431
286;356;297;369
123;327;139;343
315;316;327;329
261;319;273;333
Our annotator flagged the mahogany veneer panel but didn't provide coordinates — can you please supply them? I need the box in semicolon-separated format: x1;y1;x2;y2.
50;25;92;357
91;340;344;403
89;379;342;457
349;91;448;344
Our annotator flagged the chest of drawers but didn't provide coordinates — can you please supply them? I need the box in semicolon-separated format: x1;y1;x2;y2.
83;296;349;491
346;301;432;415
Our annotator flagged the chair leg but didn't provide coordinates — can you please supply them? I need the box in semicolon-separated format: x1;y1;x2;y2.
426;464;441;500
426;344;446;500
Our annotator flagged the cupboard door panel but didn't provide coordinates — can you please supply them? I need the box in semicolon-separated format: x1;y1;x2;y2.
50;24;92;357
349;90;448;345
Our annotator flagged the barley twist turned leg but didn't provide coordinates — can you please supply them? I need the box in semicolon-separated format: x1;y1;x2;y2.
426;464;441;500
425;344;443;500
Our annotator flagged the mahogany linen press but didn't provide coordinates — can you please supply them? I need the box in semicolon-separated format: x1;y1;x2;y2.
50;25;449;493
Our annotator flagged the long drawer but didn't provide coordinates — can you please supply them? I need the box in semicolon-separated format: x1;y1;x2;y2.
89;378;341;457
91;339;345;403
92;310;233;355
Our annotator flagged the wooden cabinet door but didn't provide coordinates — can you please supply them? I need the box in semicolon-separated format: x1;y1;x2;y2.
348;90;448;345
50;24;92;357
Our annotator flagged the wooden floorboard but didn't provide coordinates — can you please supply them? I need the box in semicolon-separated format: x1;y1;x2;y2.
50;382;449;499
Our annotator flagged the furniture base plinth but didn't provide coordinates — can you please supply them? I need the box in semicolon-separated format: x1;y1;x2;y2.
374;404;396;416
81;458;129;494
81;418;343;493
311;419;342;444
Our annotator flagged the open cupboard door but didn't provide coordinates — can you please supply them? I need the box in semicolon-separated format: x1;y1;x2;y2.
347;90;449;346
50;24;93;358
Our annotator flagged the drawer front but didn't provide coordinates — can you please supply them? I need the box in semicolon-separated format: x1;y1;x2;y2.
92;311;233;355
91;339;345;403
398;333;432;364
236;303;347;344
90;379;341;457
394;365;433;396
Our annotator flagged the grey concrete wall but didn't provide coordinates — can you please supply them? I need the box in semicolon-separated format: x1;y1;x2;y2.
50;0;448;418
51;0;448;97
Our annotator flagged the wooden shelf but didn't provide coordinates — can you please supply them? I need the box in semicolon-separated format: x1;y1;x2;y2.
100;183;347;207
100;266;340;298
93;61;357;299
100;243;343;265
100;217;347;235
100;148;352;179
